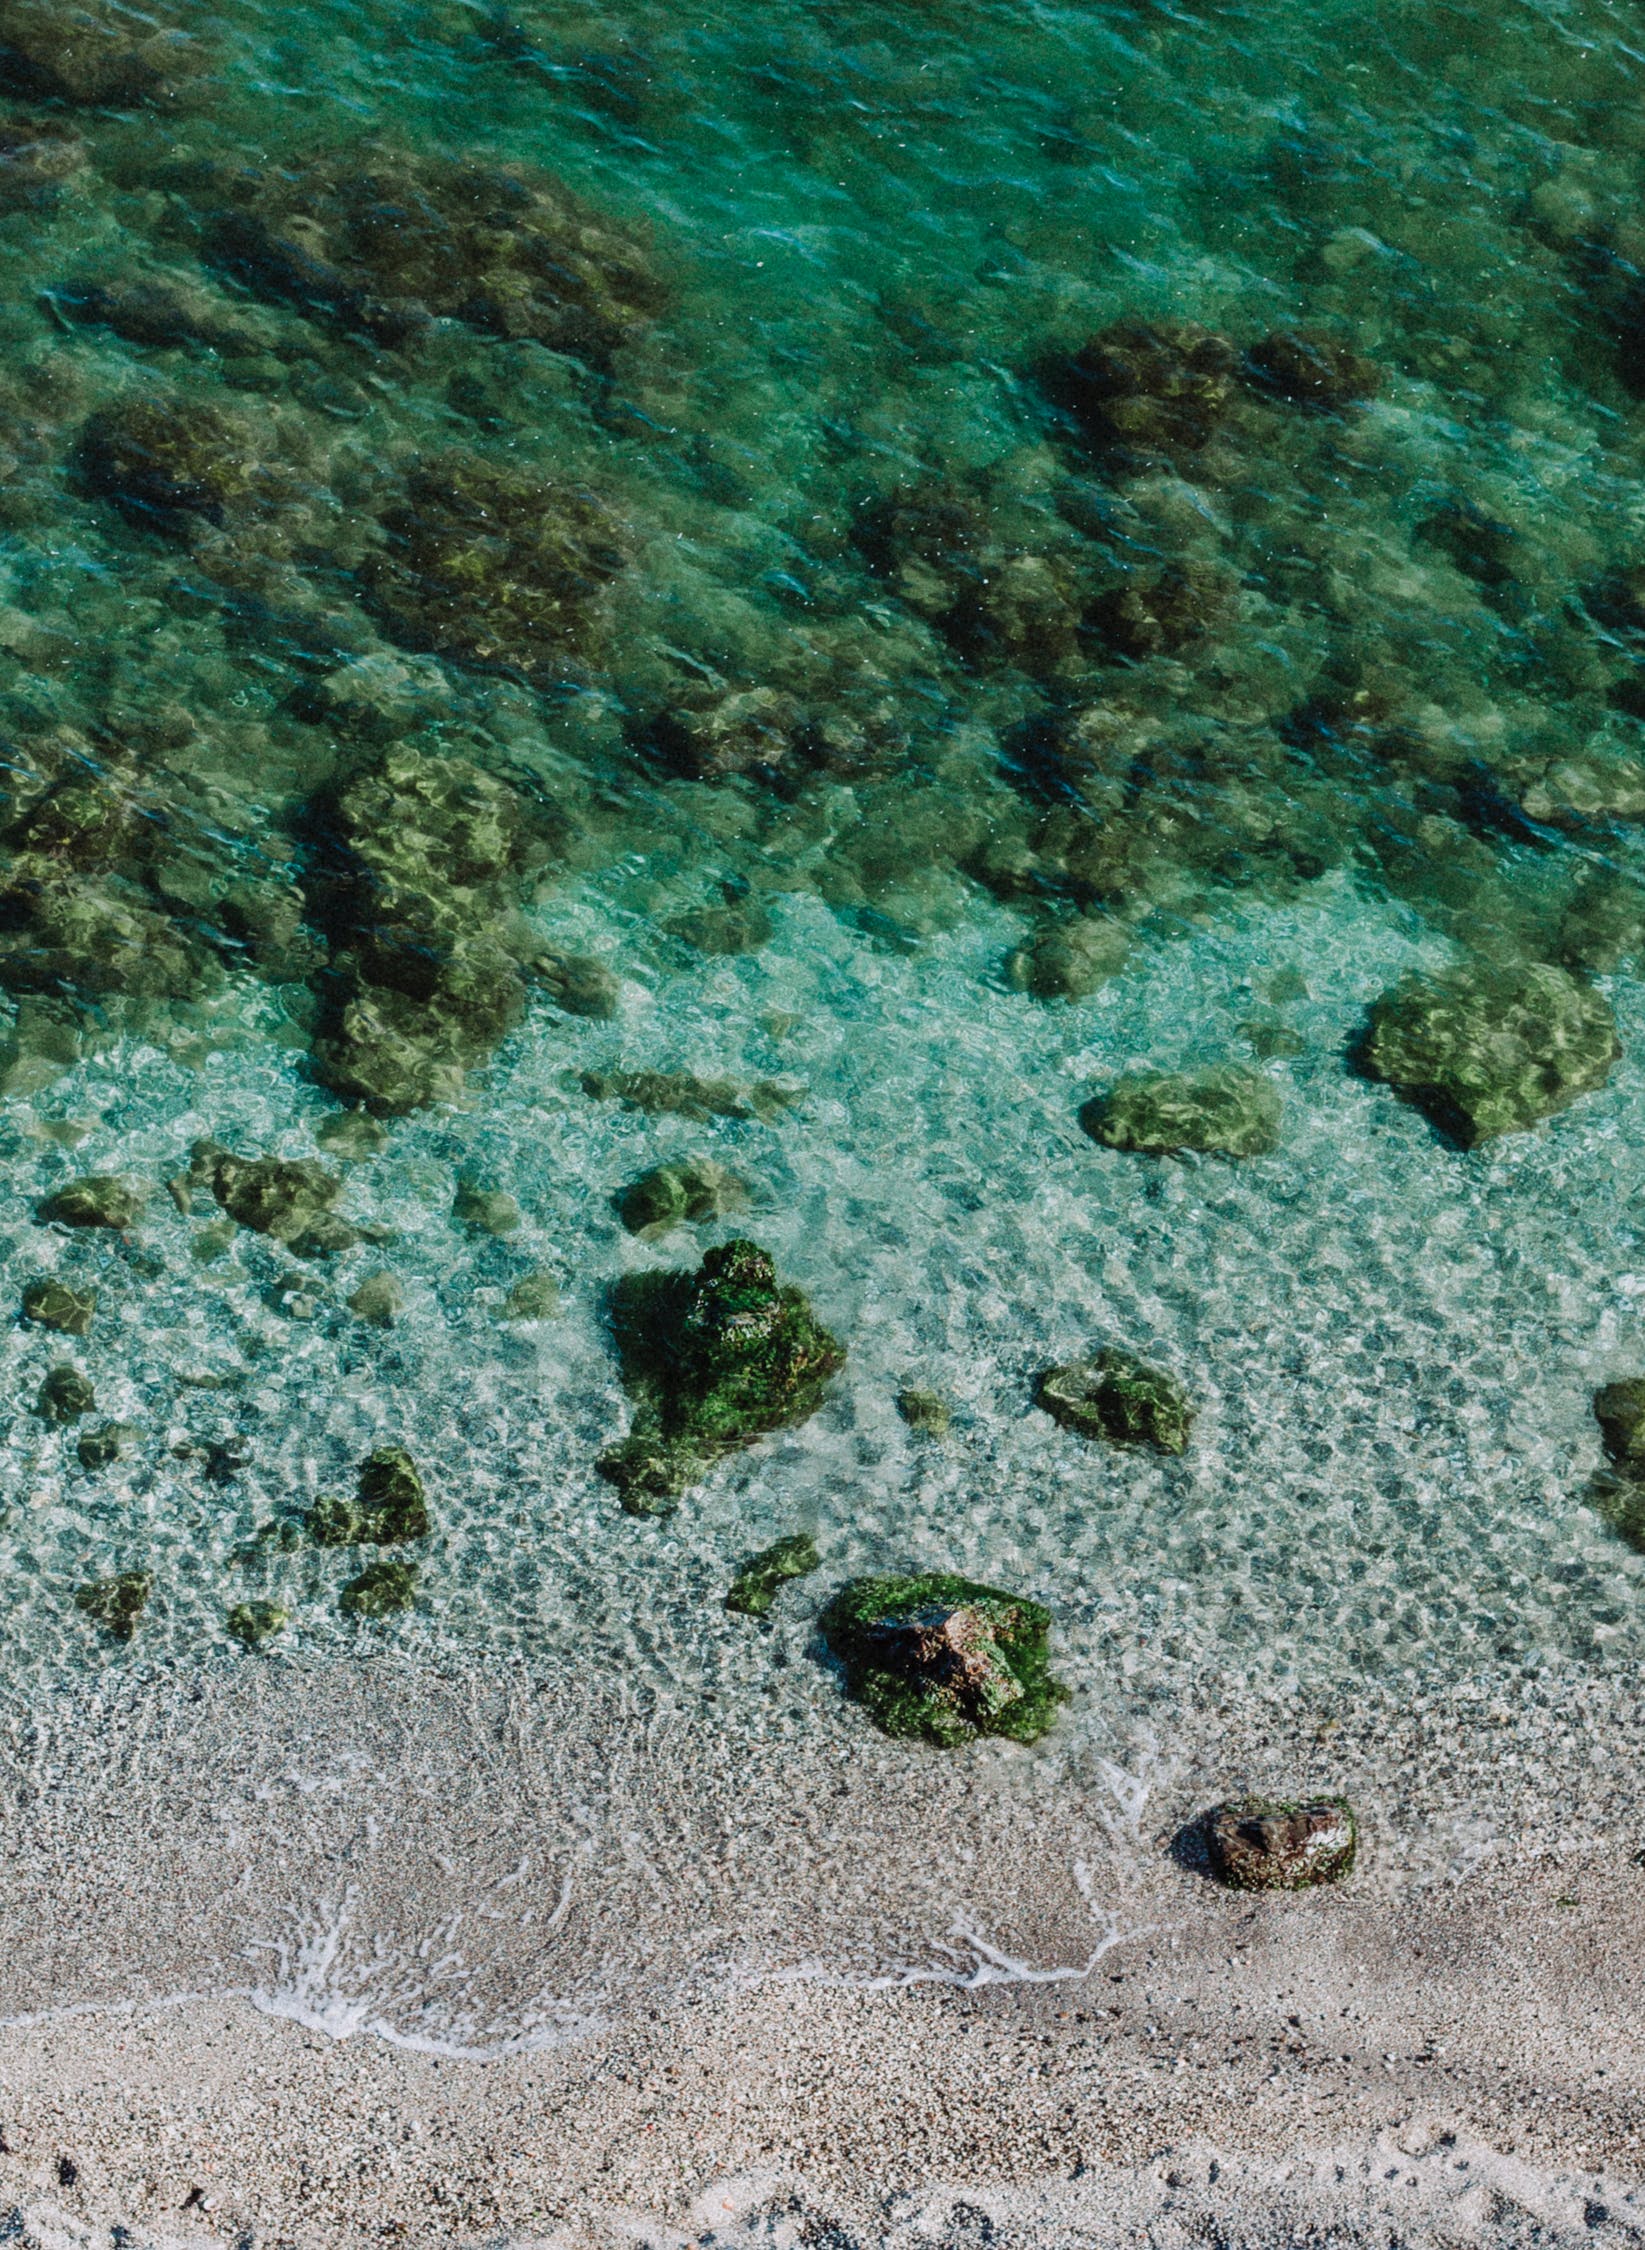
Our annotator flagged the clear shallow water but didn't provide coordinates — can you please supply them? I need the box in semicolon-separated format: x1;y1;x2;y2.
0;0;1643;2019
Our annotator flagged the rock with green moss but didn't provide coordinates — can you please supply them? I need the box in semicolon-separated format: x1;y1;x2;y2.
79;396;267;531
453;1179;520;1235
896;1388;952;1438
1205;1797;1357;1890
74;1568;151;1640
340;1558;419;1619
502;1268;560;1322
1081;1066;1282;1158
190;1139;343;1242
315;1109;389;1159
0;0;204;105
598;1239;844;1510
77;1418;137;1470
1004;917;1130;1002
21;1277;95;1336
307;1445;429;1546
615;1157;748;1239
1359;962;1619;1146
581;1069;803;1123
1596;1379;1645;1475
347;1271;403;1328
818;1573;1067;1747
227;1598;290;1649
726;1532;821;1617
1036;1349;1193;1454
36;1174;143;1229
37;1363;94;1423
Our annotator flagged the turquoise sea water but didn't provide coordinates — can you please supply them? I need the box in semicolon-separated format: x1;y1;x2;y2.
5;0;1645;2036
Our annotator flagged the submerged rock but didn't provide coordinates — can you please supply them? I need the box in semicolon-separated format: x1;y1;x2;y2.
347;1271;402;1327
339;1558;419;1618
1050;319;1236;470
502;1268;560;1321
1204;1797;1357;1890
818;1572;1067;1748
315;1109;390;1159
725;1532;821;1617
1358;961;1619;1145
534;949;621;1019
598;1238;844;1511
1004;917;1130;1001
227;1598;289;1649
37;1363;94;1423
1036;1349;1193;1454
453;1178;521;1235
1243;329;1380;412
1084;559;1235;661
1082;1065;1282;1157
896;1387;952;1438
0;0;203;105
21;1276;95;1336
614;1156;748;1238
307;1445;429;1546
78;396;265;530
74;1568;151;1639
37;1174;143;1229
581;1068;802;1122
76;1418;137;1469
190;1139;343;1242
1595;1379;1645;1476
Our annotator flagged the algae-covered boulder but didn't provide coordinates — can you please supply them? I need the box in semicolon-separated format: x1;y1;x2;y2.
74;1569;151;1639
598;1238;844;1512
1204;1797;1357;1890
340;1558;419;1618
37;1175;143;1229
0;0;203;105
190;1139;342;1242
1595;1379;1645;1476
725;1532;821;1618
1084;559;1235;662
79;396;263;529
581;1068;802;1122
896;1387;952;1438
1358;961;1619;1145
227;1598;289;1649
453;1178;520;1235
37;1364;94;1423
1004;917;1130;1002
347;1271;402;1328
818;1573;1067;1748
205;144;665;366
21;1277;95;1336
1081;1065;1281;1157
307;1445;429;1546
615;1156;748;1238
1050;319;1236;470
1036;1348;1193;1454
502;1268;560;1321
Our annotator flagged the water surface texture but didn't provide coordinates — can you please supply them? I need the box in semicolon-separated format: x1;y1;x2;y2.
0;0;1642;1943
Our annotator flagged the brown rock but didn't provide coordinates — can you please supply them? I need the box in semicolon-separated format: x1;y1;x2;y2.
1204;1796;1356;1891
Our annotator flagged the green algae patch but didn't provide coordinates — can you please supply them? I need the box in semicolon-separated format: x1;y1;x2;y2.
74;1569;152;1641
308;1445;429;1546
1359;962;1620;1146
726;1532;820;1617
227;1598;290;1649
818;1573;1066;1748
598;1239;844;1510
340;1559;419;1619
1081;1066;1281;1158
1036;1349;1193;1455
36;1175;143;1229
1204;1797;1357;1891
582;1070;803;1123
21;1277;95;1336
615;1157;748;1239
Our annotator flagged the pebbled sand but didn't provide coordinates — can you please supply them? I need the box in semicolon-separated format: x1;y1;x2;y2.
4;1653;1645;2245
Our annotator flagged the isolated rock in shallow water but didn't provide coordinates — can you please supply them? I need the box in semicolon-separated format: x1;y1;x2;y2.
37;1363;93;1422
74;1569;151;1640
1594;1379;1645;1476
1082;1065;1281;1157
21;1276;95;1336
1243;329;1380;411
1359;961;1619;1145
896;1387;952;1438
308;1444;429;1546
227;1598;289;1649
581;1068;803;1123
1037;1348;1193;1454
1004;916;1130;1001
347;1271;402;1328
1050;319;1236;470
453;1178;520;1235
533;949;620;1019
77;1418;137;1470
502;1269;560;1322
36;1174;143;1229
725;1532;821;1617
191;1140;342;1242
1204;1797;1357;1890
598;1238;843;1509
339;1559;419;1618
819;1572;1067;1748
615;1156;748;1238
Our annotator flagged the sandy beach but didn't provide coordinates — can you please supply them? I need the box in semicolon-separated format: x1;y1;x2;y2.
4;1654;1645;2246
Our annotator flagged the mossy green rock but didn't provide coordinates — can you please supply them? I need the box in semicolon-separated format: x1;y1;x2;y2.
726;1532;821;1617
502;1268;560;1322
308;1444;429;1545
615;1157;748;1238
1004;916;1130;1001
1036;1348;1193;1454
191;1140;342;1242
1081;1066;1281;1157
21;1276;95;1336
1359;962;1619;1146
598;1238;844;1508
36;1174;143;1228
896;1387;952;1437
227;1599;290;1648
453;1179;520;1235
819;1572;1067;1747
37;1363;94;1422
340;1558;419;1618
74;1569;151;1640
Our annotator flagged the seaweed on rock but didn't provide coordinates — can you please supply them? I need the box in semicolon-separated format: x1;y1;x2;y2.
818;1572;1067;1747
598;1238;844;1512
1081;1065;1282;1158
1036;1348;1194;1454
725;1532;821;1617
307;1445;429;1546
1043;319;1236;472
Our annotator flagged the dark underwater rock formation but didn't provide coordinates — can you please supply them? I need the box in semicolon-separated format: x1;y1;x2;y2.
1243;329;1380;411
725;1532;821;1618
339;1558;419;1618
1359;960;1618;1144
598;1238;844;1513
37;1363;94;1422
818;1572;1067;1747
190;1139;343;1245
36;1175;143;1228
307;1446;429;1547
1047;319;1237;471
21;1277;95;1335
0;0;203;105
1036;1348;1193;1454
74;1569;152;1640
615;1157;748;1238
1082;1065;1282;1157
